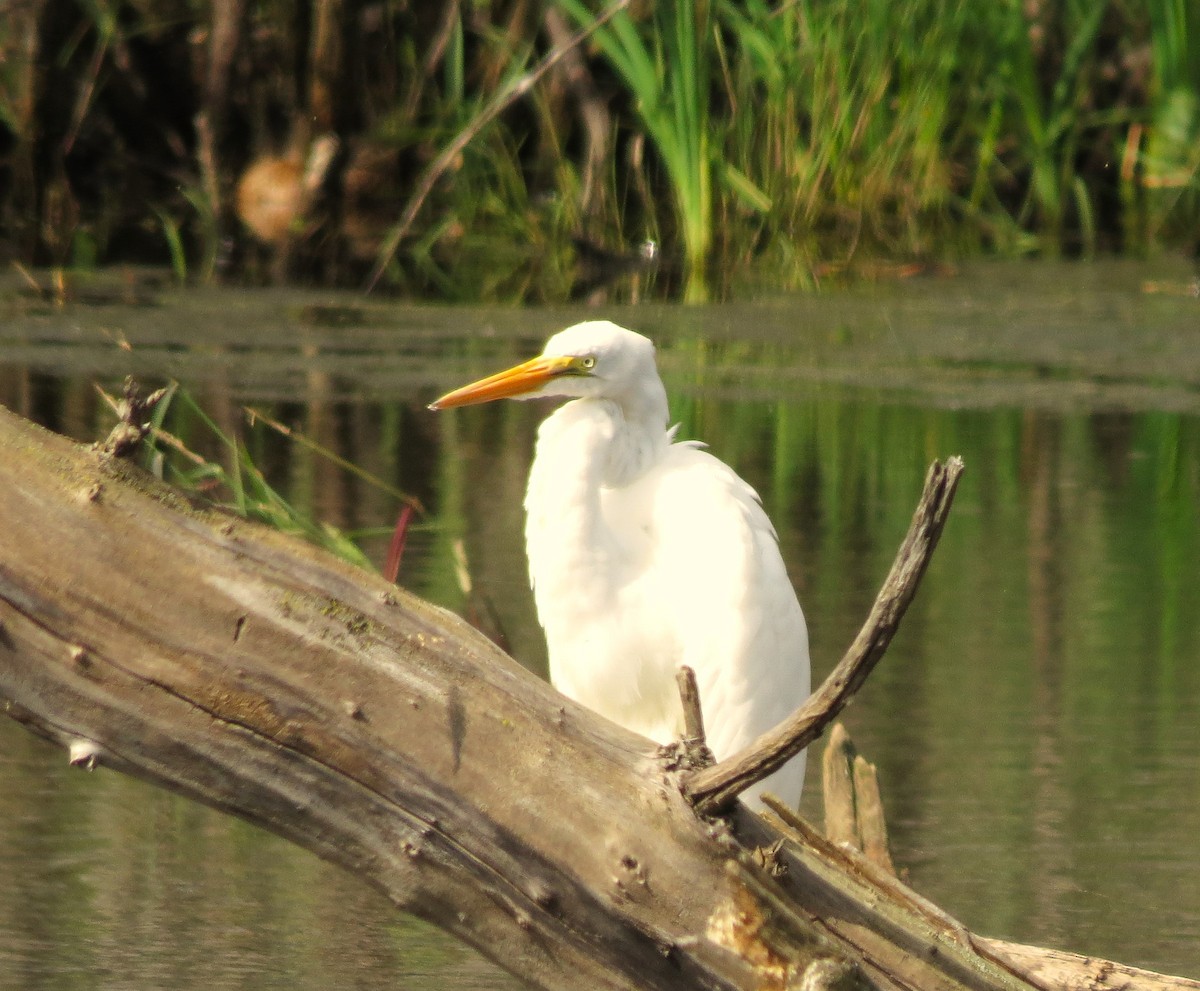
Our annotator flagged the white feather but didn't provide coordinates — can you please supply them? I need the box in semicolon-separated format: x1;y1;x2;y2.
516;322;811;808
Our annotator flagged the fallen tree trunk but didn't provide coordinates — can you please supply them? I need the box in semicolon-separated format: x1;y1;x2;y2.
818;725;1200;991
0;404;1192;991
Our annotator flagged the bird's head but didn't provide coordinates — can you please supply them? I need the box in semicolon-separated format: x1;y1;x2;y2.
429;321;659;410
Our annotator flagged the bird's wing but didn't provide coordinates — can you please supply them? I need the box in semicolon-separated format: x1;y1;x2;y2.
617;443;811;777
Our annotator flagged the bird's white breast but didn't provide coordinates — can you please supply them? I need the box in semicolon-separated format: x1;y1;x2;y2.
524;393;810;808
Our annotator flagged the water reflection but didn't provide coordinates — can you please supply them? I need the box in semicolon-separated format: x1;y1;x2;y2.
0;729;523;991
1;263;1198;983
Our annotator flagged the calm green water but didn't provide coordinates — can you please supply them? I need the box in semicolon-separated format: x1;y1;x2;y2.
1;261;1199;986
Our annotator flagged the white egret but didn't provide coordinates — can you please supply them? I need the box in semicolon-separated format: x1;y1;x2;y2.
430;321;811;807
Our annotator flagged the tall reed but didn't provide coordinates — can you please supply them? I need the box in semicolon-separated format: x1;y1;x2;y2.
556;0;715;300
718;0;976;271
1143;0;1200;247
2;0;1199;296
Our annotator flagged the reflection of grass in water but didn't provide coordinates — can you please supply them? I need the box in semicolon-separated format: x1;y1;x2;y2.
663;359;1198;699
1116;412;1198;715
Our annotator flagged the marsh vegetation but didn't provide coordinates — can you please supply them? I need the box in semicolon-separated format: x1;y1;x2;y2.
1;1;1197;301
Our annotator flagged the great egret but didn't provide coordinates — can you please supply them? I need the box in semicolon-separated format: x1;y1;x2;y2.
430;321;811;807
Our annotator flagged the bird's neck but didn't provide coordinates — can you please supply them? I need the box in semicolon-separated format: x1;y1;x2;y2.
595;375;669;487
527;393;667;515
524;392;667;616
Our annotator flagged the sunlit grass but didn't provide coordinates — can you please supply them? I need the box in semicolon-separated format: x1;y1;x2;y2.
134;387;428;573
556;0;715;300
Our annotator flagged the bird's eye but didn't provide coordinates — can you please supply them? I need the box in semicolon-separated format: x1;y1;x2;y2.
579;356;596;370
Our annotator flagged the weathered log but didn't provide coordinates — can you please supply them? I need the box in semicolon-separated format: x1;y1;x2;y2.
0;404;1192;991
822;722;896;876
818;724;1200;991
977;940;1200;991
2;405;741;991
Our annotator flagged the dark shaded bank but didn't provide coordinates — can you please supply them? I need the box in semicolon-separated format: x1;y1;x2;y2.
1;1;1198;301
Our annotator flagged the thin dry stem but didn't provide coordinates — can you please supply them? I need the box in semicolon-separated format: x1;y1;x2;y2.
675;665;706;747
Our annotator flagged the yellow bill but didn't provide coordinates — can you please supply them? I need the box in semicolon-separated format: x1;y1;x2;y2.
429;354;579;410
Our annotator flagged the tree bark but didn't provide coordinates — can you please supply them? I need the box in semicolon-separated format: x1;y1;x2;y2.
0;404;1194;991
